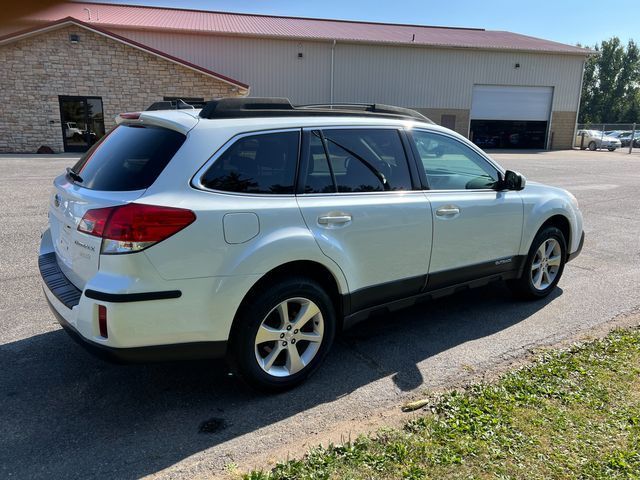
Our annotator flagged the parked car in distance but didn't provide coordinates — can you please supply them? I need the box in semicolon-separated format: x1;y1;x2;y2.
575;129;621;151
618;131;640;148
40;98;584;391
62;121;84;139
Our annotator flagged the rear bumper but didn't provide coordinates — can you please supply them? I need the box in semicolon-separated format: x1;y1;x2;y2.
38;234;228;363
44;292;227;363
567;231;585;262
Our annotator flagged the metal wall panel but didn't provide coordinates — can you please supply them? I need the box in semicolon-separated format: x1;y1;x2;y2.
110;29;585;112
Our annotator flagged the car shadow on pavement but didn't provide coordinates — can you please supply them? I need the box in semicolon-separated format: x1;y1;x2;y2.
0;282;562;479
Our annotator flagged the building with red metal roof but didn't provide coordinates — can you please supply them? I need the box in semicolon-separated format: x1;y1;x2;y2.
0;2;593;152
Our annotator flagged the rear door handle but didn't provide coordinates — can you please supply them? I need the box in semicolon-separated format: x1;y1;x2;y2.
435;206;460;217
318;214;352;225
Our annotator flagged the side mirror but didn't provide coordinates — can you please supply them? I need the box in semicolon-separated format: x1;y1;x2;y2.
500;170;526;191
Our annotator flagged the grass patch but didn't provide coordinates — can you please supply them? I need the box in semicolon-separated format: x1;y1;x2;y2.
243;328;640;479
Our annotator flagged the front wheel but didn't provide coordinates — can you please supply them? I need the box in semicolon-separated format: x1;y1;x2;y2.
508;226;567;300
608;147;617;152
229;277;336;391
588;141;597;151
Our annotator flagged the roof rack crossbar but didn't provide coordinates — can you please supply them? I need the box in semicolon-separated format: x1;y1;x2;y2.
198;97;434;123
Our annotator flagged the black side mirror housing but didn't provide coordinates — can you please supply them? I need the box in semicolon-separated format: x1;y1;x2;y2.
499;170;526;191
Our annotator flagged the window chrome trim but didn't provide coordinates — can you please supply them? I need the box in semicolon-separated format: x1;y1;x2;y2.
190;127;302;197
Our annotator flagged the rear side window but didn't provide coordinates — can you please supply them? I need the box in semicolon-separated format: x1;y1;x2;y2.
304;129;412;193
72;125;185;191
200;131;299;194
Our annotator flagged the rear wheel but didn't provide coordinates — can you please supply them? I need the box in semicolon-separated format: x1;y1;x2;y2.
588;141;597;151
229;277;336;391
508;226;567;299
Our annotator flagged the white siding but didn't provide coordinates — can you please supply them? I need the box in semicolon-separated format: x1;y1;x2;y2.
110;29;585;112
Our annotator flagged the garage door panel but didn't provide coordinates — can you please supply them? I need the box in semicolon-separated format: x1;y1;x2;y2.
471;85;553;121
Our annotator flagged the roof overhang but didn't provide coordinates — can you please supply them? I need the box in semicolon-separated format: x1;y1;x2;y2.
0;17;250;90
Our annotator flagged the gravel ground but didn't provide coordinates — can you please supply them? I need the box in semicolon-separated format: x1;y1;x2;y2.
0;149;639;479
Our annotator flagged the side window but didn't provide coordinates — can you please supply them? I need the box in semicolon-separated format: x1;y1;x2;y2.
303;133;336;194
303;129;412;193
412;130;498;190
200;131;299;194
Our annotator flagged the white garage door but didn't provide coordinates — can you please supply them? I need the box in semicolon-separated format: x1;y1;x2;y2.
471;85;553;121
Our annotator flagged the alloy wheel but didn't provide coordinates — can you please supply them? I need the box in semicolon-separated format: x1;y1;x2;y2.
530;238;562;290
254;297;324;377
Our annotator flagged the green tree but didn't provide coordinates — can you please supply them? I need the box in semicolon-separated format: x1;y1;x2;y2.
579;37;640;124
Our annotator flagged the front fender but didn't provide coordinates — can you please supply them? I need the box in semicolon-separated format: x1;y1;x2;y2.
520;183;583;255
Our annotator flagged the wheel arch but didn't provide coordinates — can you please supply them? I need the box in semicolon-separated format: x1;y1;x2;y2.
230;260;347;337
539;214;571;252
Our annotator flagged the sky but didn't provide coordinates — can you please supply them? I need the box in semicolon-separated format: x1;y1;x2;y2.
95;0;639;47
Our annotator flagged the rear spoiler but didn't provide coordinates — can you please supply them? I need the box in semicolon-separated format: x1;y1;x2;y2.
115;110;199;135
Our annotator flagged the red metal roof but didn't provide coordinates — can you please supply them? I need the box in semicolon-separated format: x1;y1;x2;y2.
27;1;592;55
0;17;249;88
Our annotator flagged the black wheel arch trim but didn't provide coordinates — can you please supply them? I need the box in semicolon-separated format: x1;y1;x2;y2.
567;231;585;263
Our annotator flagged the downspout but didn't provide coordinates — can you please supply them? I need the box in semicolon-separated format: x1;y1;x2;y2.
573;59;587;148
330;39;336;106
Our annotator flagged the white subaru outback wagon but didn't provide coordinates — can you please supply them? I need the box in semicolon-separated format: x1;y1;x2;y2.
40;98;584;390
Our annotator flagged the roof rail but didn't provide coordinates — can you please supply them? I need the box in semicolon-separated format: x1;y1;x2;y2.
296;102;432;122
198;97;433;122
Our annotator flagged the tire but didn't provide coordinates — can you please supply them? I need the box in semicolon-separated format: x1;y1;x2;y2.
507;226;567;300
608;147;616;152
229;276;336;392
588;141;597;151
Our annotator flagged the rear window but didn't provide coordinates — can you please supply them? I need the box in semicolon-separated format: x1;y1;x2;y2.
71;125;186;191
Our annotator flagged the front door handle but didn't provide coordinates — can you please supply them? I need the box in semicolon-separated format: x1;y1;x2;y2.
435;206;460;217
318;213;352;225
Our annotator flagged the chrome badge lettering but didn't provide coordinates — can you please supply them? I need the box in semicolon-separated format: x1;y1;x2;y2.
74;240;95;252
495;257;513;266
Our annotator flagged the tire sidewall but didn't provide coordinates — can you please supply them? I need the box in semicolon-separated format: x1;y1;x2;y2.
230;277;336;391
522;227;567;298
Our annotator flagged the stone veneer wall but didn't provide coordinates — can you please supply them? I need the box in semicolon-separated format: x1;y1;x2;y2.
550;111;578;150
0;25;247;153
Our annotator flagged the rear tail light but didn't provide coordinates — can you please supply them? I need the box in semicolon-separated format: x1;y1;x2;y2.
78;203;196;254
98;305;108;338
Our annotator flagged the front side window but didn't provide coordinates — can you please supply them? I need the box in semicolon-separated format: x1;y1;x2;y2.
303;129;412;193
200;131;299;194
411;130;498;190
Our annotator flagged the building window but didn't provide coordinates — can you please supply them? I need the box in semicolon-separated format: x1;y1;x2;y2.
59;96;105;153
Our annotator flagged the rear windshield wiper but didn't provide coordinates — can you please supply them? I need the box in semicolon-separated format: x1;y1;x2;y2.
66;167;83;184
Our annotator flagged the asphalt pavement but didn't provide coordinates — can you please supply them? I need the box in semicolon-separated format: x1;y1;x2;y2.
1;149;639;479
